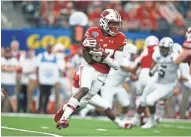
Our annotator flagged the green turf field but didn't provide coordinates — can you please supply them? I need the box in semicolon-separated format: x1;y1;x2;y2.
1;114;191;136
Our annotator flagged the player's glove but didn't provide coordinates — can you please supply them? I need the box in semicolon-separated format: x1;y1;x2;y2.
149;65;157;77
83;38;97;48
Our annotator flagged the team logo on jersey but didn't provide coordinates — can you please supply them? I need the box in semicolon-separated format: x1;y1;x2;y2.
109;40;113;43
92;31;99;38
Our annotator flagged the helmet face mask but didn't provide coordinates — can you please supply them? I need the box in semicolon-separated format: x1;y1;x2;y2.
159;46;171;57
123;43;137;60
100;9;122;36
130;53;137;61
159;37;174;57
108;21;122;35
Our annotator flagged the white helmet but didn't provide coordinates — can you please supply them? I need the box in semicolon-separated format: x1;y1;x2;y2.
123;43;137;60
159;37;174;57
144;35;159;47
186;27;191;41
100;9;122;36
173;43;183;53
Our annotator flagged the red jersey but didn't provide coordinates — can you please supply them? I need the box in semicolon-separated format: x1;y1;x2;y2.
84;27;126;74
140;46;156;69
183;41;191;64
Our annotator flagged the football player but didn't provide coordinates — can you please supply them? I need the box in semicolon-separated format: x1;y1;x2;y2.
127;37;182;128
132;35;159;124
78;43;138;119
175;27;191;74
54;67;132;129
134;35;159;97
56;9;127;129
101;43;138;119
172;43;190;118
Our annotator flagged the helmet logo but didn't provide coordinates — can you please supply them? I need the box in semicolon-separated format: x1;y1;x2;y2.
101;11;110;18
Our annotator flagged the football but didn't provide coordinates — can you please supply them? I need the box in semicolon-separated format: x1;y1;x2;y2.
83;47;94;64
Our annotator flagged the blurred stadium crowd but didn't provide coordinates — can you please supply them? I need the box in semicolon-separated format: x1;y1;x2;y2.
2;1;191;36
1;1;191;120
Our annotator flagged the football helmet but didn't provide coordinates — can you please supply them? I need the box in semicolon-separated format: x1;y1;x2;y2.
159;37;174;57
123;43;137;60
186;27;191;41
144;35;159;47
173;43;183;53
100;9;122;36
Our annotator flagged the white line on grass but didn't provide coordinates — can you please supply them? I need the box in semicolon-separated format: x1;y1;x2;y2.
1;126;62;137
158;124;191;129
96;128;107;132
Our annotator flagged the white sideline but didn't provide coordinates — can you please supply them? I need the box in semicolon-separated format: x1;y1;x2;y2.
1;112;191;123
1;126;62;137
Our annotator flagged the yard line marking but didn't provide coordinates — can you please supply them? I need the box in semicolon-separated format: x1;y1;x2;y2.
153;130;161;133
40;126;49;129
158;124;191;129
1;126;62;137
96;128;107;131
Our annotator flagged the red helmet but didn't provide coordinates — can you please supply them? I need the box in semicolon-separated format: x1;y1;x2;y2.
99;9;122;36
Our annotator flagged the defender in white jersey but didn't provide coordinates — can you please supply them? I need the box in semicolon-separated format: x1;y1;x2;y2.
101;43;138;117
128;37;181;129
134;35;159;97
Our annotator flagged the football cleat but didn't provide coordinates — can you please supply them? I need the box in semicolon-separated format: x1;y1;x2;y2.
54;101;68;123
141;118;157;129
124;122;133;129
128;117;140;126
54;107;64;123
56;118;69;130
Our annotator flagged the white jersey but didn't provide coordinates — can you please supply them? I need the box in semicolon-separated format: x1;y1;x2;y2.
105;56;132;87
101;55;132;108
152;48;179;84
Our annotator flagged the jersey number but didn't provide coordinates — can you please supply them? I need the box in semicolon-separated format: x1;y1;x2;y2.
92;49;114;62
159;65;167;77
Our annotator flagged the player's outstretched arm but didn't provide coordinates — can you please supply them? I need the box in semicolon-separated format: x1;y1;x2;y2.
120;64;139;73
149;61;157;77
102;56;120;70
174;48;190;65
